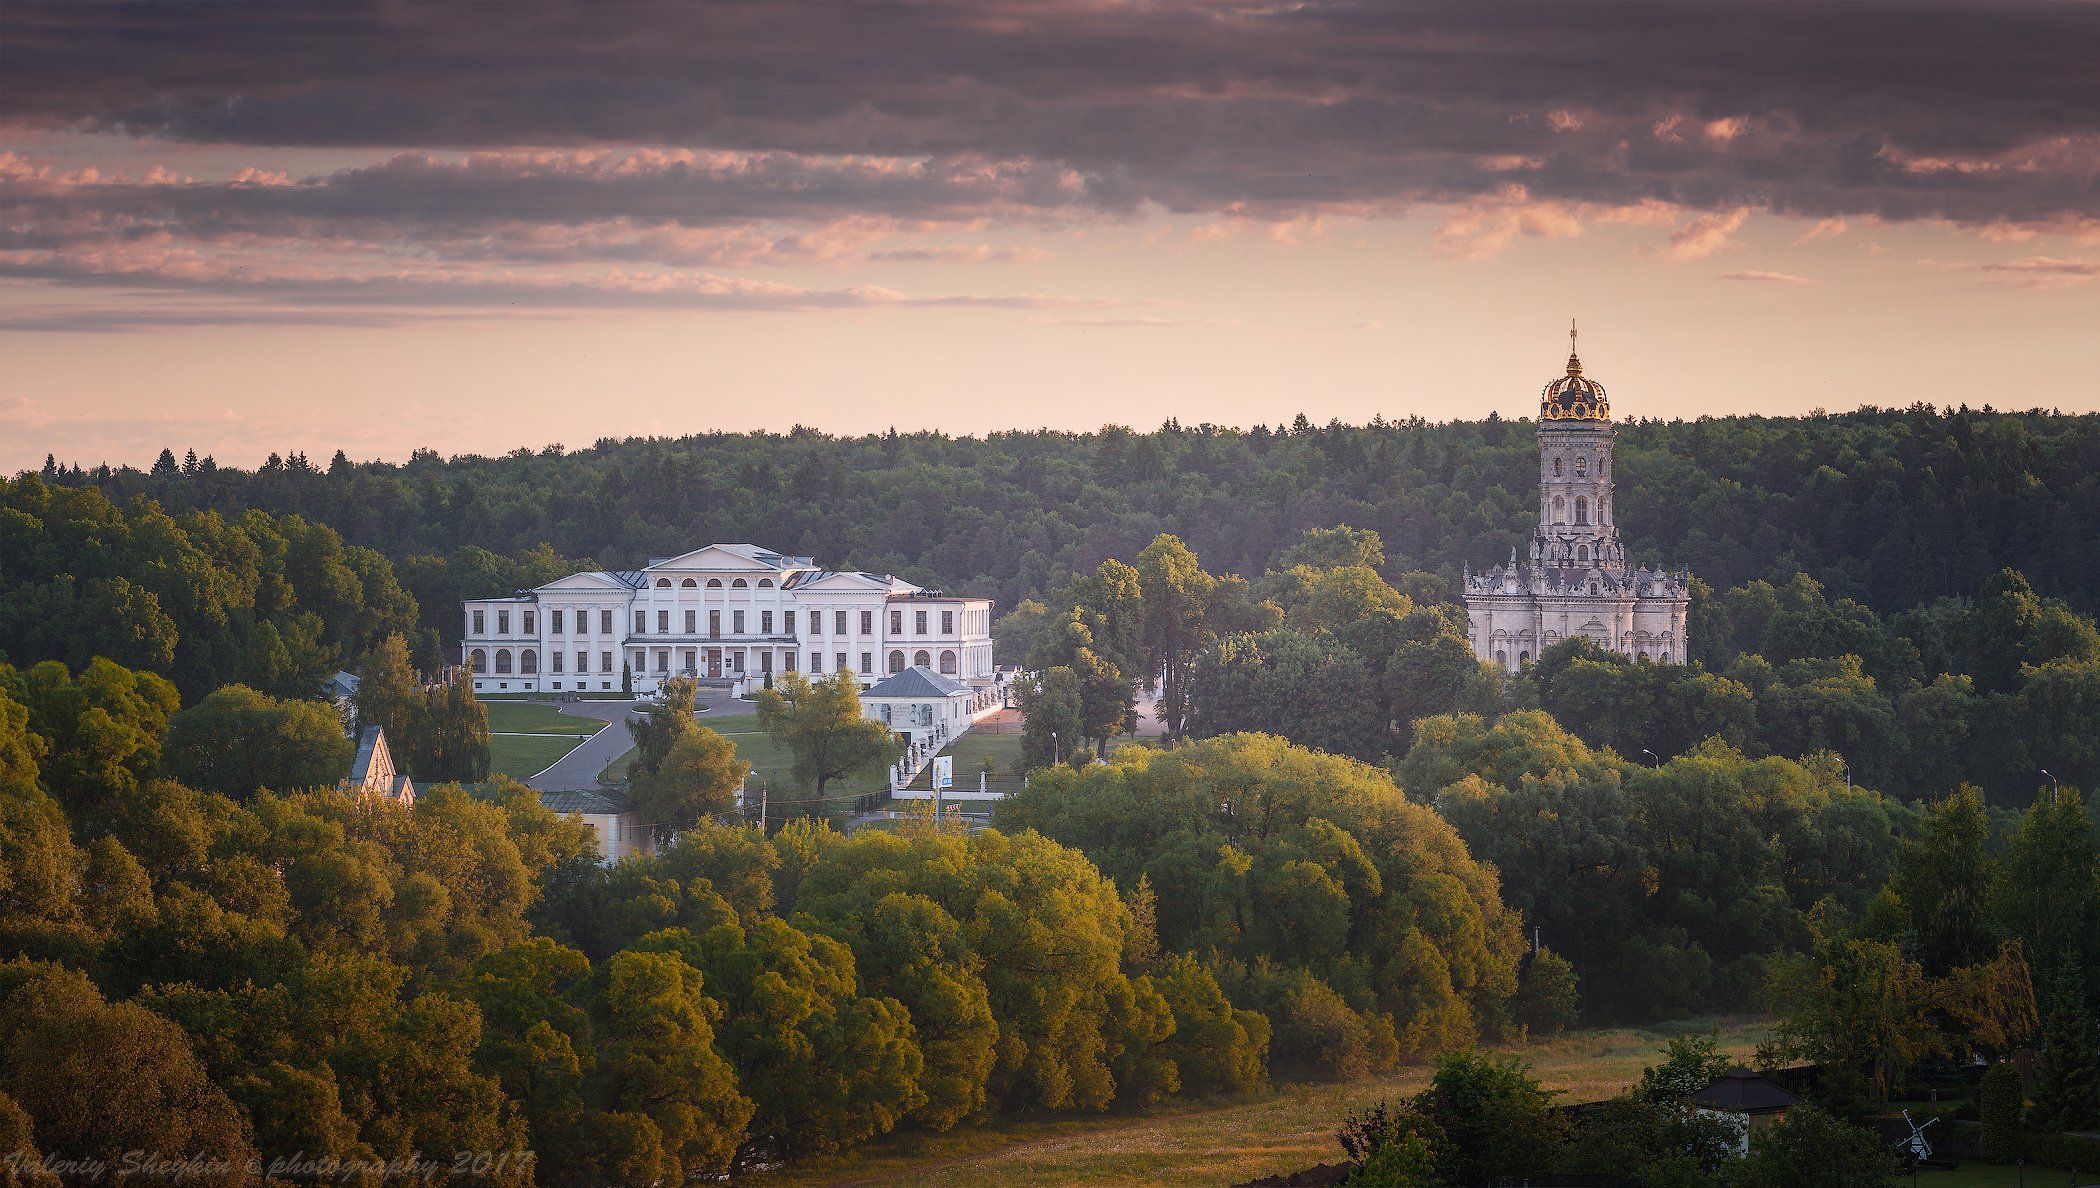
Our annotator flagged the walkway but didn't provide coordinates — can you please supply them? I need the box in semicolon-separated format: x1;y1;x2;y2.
524;690;757;792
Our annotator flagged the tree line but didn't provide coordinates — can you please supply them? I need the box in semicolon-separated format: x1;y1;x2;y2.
36;405;2100;650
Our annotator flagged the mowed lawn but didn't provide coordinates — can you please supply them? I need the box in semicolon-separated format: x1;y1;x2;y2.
485;701;603;780
748;1017;1773;1188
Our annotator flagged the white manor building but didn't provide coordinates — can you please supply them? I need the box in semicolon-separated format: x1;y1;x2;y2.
1463;328;1691;672
460;543;995;697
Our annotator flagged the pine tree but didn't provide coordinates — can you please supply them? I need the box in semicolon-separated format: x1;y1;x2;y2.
181;448;199;475
2033;952;2100;1132
150;448;178;477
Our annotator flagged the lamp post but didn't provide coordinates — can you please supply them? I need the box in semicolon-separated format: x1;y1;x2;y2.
1051;730;1060;766
1640;748;1659;769
2040;768;2058;804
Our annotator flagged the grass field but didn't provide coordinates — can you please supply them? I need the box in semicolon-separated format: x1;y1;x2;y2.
1916;1165;2096;1187
747;1017;1773;1188
485;701;602;780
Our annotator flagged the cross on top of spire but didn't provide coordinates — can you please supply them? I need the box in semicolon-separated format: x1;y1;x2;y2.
1566;318;1583;375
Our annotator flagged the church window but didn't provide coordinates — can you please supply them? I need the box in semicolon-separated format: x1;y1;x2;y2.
1552;495;1566;523
1575;456;1588;477
1552;456;1562;477
1575;496;1589;525
1494;650;1507;667
1578;544;1590;562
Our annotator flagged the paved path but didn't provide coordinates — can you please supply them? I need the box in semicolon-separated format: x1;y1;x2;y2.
524;692;757;792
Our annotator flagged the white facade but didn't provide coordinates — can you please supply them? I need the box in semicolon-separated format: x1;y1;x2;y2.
460;543;996;696
1463;332;1691;672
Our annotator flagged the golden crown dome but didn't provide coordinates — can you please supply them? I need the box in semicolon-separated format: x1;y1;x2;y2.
1541;321;1610;422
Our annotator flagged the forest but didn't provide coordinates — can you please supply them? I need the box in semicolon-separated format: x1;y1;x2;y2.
3;411;2099;1181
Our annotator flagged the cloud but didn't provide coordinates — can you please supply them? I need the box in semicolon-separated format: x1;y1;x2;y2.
4;2;2100;327
1794;218;1849;245
1979;255;2100;288
1030;315;1236;328
1718;270;1815;283
1659;208;1751;261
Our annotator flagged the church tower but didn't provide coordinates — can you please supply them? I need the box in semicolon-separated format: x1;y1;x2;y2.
1462;324;1690;671
1533;322;1626;577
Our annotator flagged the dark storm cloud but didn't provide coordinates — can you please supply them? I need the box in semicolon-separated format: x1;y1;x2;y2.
5;1;2098;229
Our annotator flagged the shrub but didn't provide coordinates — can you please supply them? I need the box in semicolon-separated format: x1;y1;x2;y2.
1978;1062;2024;1162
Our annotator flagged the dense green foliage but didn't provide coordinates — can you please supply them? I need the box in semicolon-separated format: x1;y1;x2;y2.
998;734;1535;1075
1;474;417;699
42;408;2100;633
4;654;1552;1178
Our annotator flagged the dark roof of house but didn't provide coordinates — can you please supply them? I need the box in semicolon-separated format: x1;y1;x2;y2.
1689;1067;1803;1113
862;666;969;699
349;725;385;782
539;789;631;815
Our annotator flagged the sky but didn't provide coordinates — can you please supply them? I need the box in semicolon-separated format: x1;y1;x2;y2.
3;2;2098;472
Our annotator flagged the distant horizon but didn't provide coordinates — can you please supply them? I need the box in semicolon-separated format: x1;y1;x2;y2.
20;396;2100;479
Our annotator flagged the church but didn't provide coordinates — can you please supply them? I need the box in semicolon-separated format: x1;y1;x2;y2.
1463;328;1691;671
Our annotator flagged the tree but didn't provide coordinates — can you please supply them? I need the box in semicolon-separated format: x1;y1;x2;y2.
2032;952;2100;1132
1137;534;1218;743
1633;1032;1736;1104
597;949;755;1180
1886;785;1996;975
162;685;355;798
626;676;700;783
1989;788;2097;1006
631;725;748;838
1979;1061;2024;1160
1411;1051;1568;1183
1275;525;1385;572
1016;665;1084;770
0;960;254;1182
754;671;900;806
1735;1104;1893;1186
1512;947;1579;1038
1071;647;1135;756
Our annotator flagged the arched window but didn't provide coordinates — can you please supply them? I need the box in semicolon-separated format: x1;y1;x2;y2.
1575;456;1588;477
469;649;487;673
758;578;774;588
706;578;723;589
913;650;932;669
1660;649;1670;663
1574;496;1589;525
1552;495;1566;524
1552;456;1563;477
681;578;698;588
888;650;905;673
939;650;957;675
520;649;538;674
655;578;671;588
495;649;513;674
1519;650;1531;665
731;578;748;589
1494;650;1507;667
1578;544;1591;562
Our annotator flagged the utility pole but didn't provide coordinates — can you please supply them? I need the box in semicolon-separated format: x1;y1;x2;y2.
759;782;768;834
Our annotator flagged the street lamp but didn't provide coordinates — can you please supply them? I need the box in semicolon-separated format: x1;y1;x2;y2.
2040;768;2058;804
1050;730;1060;766
1639;748;1659;769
